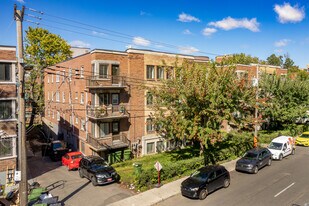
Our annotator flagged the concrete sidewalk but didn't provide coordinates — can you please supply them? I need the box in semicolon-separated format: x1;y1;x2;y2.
107;158;239;206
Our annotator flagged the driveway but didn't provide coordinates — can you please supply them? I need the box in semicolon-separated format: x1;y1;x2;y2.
27;150;134;206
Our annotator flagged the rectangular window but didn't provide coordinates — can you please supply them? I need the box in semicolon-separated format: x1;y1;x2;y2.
157;66;164;80
0;137;13;158
146;65;155;79
111;94;119;105
80;66;84;78
51;74;54;83
81;119;85;131
69;68;72;81
156;141;164;153
52;111;55;119
51;91;54;102
75;68;79;77
62;70;65;82
0;100;13;119
147;142;155;154
146;92;153;105
99;122;109;137
91;64;95;79
62;92;65;103
99;93;109;105
56;91;60;102
56;71;60;82
0;63;11;81
112;122;119;134
146;118;154;132
75;92;78;101
47;74;50;84
75;117;79;124
63;113;66;124
166;67;174;79
57;111;60;121
99;64;108;78
80;92;84;104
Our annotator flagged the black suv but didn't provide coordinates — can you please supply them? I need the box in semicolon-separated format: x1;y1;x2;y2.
78;156;120;186
235;147;272;174
181;165;230;200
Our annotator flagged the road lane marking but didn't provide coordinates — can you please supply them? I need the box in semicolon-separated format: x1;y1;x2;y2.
274;182;295;197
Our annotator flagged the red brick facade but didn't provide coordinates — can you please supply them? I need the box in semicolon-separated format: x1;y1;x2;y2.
0;46;17;179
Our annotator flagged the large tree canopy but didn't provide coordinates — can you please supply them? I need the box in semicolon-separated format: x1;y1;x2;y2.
147;61;256;163
24;27;72;126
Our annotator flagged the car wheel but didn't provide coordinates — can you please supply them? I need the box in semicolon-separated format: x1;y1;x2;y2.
253;166;258;174
292;149;295;155
78;169;84;178
279;154;283;161
267;158;272;166
91;176;98;186
223;178;230;188
199;188;208;200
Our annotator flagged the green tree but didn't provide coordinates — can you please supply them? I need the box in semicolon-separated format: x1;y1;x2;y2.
283;53;295;70
219;53;260;65
24;27;72;126
259;74;309;130
147;61;256;164
266;54;283;66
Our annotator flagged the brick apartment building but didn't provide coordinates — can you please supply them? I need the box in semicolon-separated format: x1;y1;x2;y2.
42;48;209;161
0;46;17;186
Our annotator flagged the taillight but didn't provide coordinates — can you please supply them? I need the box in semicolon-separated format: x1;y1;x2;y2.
71;160;74;164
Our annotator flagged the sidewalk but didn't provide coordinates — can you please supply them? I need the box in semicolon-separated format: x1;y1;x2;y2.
107;158;239;206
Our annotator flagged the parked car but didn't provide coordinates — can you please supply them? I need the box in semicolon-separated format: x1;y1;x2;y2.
78;156;120;186
268;136;295;160
181;165;230;200
62;151;83;170
42;140;70;161
295;131;309;146
235;147;272;174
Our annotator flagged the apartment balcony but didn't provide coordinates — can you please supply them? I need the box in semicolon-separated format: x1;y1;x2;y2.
86;75;127;89
86;104;129;120
86;132;129;152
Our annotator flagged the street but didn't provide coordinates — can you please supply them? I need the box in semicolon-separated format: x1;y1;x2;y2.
157;146;309;206
27;150;134;206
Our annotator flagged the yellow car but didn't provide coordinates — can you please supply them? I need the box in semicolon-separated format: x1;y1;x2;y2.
295;132;309;146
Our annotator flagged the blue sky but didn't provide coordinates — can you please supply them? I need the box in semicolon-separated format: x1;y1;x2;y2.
1;0;308;68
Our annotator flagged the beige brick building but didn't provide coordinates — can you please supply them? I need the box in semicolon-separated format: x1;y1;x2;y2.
0;46;17;185
43;48;209;161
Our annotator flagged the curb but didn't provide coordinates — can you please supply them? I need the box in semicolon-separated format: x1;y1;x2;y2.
107;158;239;206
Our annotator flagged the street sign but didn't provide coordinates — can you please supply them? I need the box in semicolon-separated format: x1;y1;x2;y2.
14;170;21;182
154;161;162;171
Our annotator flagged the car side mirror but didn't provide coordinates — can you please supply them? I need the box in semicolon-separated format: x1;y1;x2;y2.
258;157;262;161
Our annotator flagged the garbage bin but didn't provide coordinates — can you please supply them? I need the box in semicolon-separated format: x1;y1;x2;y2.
133;162;142;175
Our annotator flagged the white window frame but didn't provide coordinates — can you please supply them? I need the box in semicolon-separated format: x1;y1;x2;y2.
75;117;79;124
51;74;54;83
75;92;78;101
51;91;54;102
56;91;60;102
62;92;65;103
57;111;60;121
80;66;84;78
81;119;85;131
56;71;60;82
80;92;84;104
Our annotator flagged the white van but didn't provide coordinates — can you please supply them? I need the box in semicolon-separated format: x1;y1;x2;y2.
268;136;295;160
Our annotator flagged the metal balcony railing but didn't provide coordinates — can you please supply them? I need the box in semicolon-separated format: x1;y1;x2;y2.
86;104;129;119
86;75;127;88
86;132;129;151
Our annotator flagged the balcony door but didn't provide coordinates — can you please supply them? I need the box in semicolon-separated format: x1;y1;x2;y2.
112;64;119;84
112;122;119;135
99;122;109;138
99;93;109;106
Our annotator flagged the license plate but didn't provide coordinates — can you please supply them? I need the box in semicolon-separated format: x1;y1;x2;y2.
107;178;112;182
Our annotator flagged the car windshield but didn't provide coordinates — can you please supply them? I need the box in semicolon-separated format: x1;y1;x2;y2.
268;142;283;150
190;170;208;181
90;159;109;170
53;143;62;150
71;154;83;159
300;133;309;138
243;152;258;160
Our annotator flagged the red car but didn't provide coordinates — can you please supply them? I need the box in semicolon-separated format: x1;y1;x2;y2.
62;151;83;170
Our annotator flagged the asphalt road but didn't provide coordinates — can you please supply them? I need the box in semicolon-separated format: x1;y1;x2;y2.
27;150;134;206
157;146;309;206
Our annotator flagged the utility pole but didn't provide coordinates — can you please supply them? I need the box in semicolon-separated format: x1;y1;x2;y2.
254;64;259;148
14;4;28;205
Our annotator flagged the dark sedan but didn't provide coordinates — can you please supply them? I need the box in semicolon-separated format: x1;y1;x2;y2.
235;147;272;174
78;156;120;186
181;165;230;200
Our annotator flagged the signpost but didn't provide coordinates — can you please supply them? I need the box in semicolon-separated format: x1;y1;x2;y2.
154;161;162;188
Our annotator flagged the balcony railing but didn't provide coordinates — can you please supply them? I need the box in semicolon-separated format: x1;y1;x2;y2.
86;132;129;151
86;104;129;120
86;75;127;88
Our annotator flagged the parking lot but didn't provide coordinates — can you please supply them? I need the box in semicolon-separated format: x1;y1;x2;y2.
27;150;134;206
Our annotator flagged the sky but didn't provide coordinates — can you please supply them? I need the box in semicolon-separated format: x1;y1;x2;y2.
1;0;309;68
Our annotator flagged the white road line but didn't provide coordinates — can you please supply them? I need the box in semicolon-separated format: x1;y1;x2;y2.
274;182;295;198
